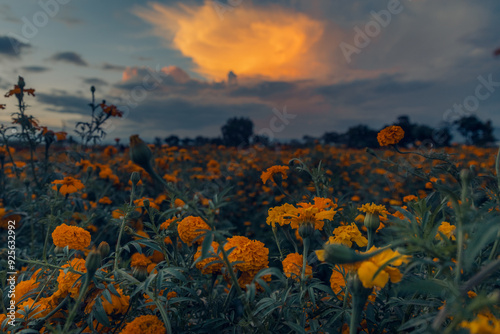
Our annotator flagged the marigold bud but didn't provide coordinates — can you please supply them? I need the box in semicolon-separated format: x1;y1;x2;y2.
364;212;380;231
298;222;315;239
129;135;153;170
316;244;369;264
98;241;110;258
130;171;141;185
132;266;148;281
86;250;102;278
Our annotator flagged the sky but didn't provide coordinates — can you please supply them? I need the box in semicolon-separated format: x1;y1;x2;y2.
0;0;500;142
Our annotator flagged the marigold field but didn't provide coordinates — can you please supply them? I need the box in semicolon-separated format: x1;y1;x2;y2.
1;79;500;333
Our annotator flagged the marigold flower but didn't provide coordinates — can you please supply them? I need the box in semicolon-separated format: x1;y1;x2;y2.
357;246;409;289
100;103;123;117
282;253;312;280
54;131;67;141
54;258;87;299
329;223;368;248
377;125;404;146
436;221;456;240
261;165;289;184
266;203;296;227
16;297;51;319
98;196;112;204
224;235;269;273
131;252;152;268
330;265;347;296
14;279;40;305
460;314;500;334
177;216;210;246
194;241;223;275
120;315;166;334
403;195;418;202
51;176;84;195
52;223;91;251
85;286;130;315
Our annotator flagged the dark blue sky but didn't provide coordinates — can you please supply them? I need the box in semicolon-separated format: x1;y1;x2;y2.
1;0;499;141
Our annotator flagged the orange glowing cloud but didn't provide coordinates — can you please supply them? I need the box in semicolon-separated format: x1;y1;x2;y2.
134;1;334;80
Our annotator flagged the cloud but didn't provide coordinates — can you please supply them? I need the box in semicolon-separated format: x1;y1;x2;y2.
49;52;88;66
134;1;344;81
82;78;108;86
21;66;51;73
0;4;21;23
37;90;90;115
0;35;30;58
101;63;126;71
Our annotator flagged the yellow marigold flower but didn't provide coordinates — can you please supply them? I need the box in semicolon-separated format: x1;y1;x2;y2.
120;315;166;334
436;221;456;240
54;258;86;299
358;203;387;217
357;246;409;289
51;176;84;195
131;253;151;268
177;216;210;246
377;125;404;146
224;236;269;273
282;253;312;280
329;223;367;248
52;223;91;251
194;241;223;275
261;165;289;184
266;203;296;227
460;314;500;334
330;265;347;296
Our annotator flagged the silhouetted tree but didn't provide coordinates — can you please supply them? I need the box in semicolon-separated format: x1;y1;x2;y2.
344;125;378;148
455;116;496;146
164;135;180;146
252;135;270;146
322;132;340;144
221;117;254;147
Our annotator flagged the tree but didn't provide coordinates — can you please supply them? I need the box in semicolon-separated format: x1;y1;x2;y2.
221;117;254;147
164;135;179;146
344;125;378;148
455;116;496;146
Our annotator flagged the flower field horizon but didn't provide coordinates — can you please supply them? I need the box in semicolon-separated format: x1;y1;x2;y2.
1;78;500;334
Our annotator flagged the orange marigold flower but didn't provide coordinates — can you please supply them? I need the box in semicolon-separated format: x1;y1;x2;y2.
14;279;40;305
54;131;67;141
282;253;312;280
194;241;223;275
460;314;500;334
177;216;210;246
98;196;112;204
261;165;289;184
224;236;269;273
100;103;123;117
54;258;87;299
51;176;84;195
52;223;91;251
403;195;418;202
377;125;404;146
16;297;52;319
330;265;347;296
436;221;456;240
120;315;166;334
131;252;151;268
358;203;387;217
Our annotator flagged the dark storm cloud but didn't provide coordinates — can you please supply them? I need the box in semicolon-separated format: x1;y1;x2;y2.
37;91;90;115
49;52;88;66
82;77;108;86
21;66;51;73
0;35;30;58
